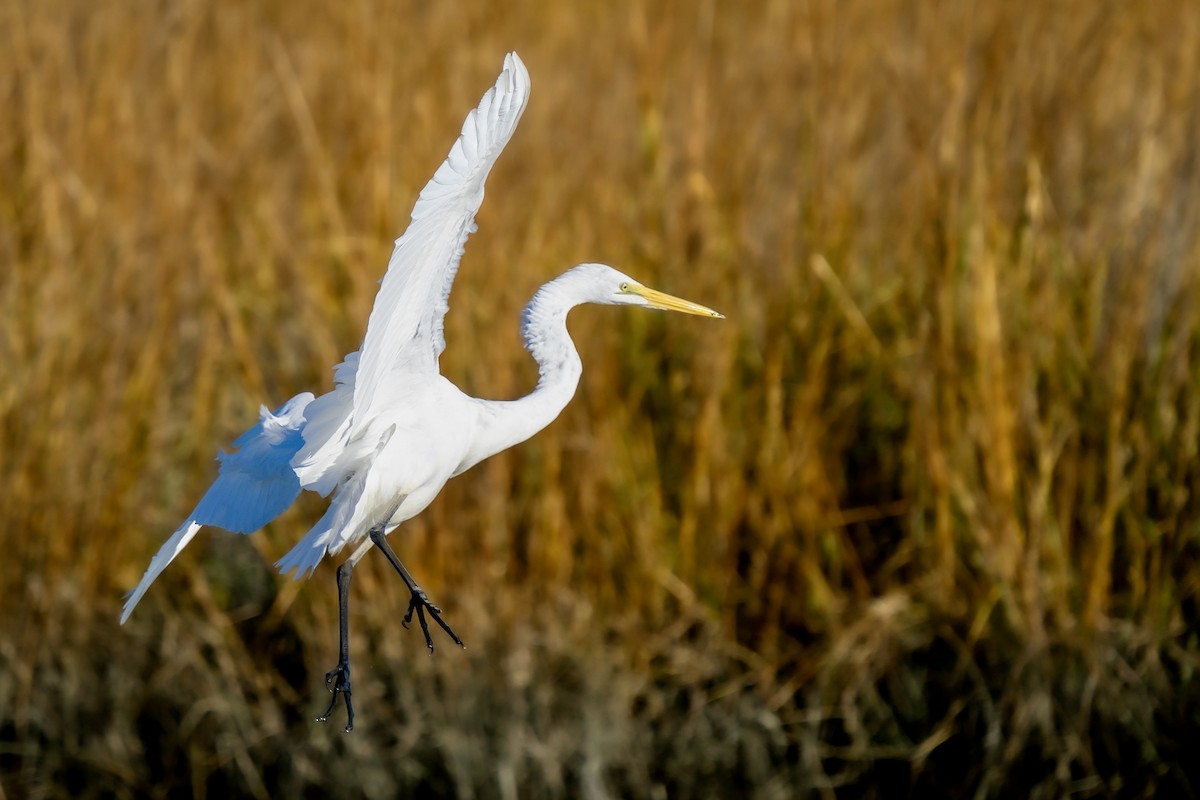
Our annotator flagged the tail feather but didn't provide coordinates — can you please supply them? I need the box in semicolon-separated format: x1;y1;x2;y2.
275;463;369;578
276;423;397;578
273;514;337;579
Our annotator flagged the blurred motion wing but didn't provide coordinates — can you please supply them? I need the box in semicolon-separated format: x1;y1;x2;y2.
120;392;314;622
351;52;530;421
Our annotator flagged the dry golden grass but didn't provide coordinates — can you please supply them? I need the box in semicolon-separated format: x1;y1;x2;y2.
2;0;1199;796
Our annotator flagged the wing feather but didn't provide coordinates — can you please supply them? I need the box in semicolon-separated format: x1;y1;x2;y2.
125;54;533;619
351;52;530;422
121;392;313;622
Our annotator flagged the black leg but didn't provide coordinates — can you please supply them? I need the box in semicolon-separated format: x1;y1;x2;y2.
316;559;355;732
368;527;465;652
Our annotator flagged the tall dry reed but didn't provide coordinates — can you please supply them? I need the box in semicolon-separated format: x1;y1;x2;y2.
2;0;1198;796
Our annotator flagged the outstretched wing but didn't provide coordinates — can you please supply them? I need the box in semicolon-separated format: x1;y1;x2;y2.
351;52;530;421
120;392;313;622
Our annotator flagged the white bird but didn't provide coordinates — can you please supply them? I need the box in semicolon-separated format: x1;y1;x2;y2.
121;52;723;731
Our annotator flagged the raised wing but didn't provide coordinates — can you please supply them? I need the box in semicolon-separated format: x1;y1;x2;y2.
351;52;530;421
120;392;313;622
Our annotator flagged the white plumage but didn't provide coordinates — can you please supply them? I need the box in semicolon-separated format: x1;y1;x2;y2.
122;52;721;729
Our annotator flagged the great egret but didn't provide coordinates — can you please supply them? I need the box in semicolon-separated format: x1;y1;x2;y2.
121;52;723;731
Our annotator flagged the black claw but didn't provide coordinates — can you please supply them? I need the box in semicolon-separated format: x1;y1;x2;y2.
316;662;354;732
415;597;434;652
402;587;463;652
319;560;357;732
369;527;466;651
314;534;467;734
431;605;465;649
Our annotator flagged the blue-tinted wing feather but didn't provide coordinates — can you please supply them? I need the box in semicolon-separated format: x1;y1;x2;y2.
120;392;313;622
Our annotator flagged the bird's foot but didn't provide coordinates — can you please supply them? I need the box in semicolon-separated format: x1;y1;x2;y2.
403;586;465;653
317;661;355;732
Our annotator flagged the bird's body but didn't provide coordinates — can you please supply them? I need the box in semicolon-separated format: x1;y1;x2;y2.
122;53;721;730
287;373;480;571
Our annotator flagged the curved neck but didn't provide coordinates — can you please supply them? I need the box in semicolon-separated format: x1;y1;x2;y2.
461;278;584;471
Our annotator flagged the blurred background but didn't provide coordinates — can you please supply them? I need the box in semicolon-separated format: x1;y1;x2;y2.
2;0;1199;796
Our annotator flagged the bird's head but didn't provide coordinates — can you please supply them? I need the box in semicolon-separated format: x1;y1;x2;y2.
564;263;724;318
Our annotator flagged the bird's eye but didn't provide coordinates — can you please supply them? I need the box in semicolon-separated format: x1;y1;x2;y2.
619;282;629;292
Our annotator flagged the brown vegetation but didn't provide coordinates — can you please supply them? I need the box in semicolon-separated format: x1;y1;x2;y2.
2;0;1198;796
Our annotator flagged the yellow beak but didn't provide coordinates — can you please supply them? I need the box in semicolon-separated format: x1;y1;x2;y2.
625;283;725;319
